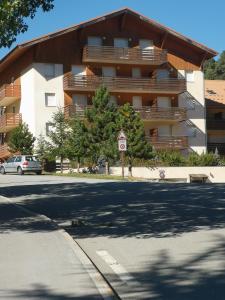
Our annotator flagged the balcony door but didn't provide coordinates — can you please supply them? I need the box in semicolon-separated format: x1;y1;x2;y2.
72;94;87;111
132;68;141;78
88;36;102;46
156;69;169;80
102;67;116;77
114;38;128;48
72;65;86;76
132;96;142;108
157;96;171;108
139;39;153;50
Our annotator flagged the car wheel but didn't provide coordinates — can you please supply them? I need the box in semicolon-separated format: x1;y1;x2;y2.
17;167;24;175
36;171;42;175
0;167;5;175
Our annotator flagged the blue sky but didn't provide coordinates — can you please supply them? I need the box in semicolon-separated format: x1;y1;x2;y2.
0;0;224;59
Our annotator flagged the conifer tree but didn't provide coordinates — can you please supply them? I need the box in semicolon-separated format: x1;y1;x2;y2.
8;122;35;154
48;109;69;173
35;134;51;169
85;86;119;173
117;103;153;176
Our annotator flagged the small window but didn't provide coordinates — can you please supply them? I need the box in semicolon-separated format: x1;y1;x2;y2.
214;112;223;120
88;36;102;46
45;64;55;79
45;93;56;107
186;71;194;82
132;68;141;78
46;123;54;136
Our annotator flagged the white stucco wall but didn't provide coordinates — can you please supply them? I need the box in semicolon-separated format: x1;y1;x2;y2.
179;70;206;154
20;63;64;139
109;166;225;183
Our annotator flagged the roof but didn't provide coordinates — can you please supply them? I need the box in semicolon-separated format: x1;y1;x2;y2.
0;7;218;72
205;80;225;107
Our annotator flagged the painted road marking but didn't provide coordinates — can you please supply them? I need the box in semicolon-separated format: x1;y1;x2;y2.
96;250;135;284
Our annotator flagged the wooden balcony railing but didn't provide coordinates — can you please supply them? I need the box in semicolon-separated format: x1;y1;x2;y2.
0;144;10;159
207;119;225;130
0;113;22;132
208;143;225;155
64;74;186;94
83;45;167;65
146;136;188;150
0;84;21;105
64;105;187;122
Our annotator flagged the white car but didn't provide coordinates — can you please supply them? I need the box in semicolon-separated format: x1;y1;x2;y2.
0;155;42;175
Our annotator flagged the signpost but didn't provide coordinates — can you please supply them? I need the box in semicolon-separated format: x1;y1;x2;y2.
118;130;127;178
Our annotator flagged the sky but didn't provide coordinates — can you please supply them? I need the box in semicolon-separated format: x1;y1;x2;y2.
1;0;225;60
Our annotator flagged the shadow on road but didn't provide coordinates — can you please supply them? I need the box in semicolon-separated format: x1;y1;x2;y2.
0;182;225;237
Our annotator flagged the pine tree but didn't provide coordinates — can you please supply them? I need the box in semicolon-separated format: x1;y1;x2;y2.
8;122;35;154
48;109;69;173
85;86;119;174
35;134;51;170
67;119;89;172
216;51;225;79
204;58;217;79
117;103;153;176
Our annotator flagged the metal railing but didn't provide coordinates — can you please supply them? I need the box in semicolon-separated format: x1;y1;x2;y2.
0;113;22;132
83;45;167;65
207;143;225;155
64;74;186;94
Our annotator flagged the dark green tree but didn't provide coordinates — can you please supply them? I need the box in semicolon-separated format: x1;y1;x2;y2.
48;109;69;173
117;103;153;176
67;119;89;173
216;51;225;79
0;0;54;48
85;86;119;174
8;122;35;154
204;58;217;79
35;134;51;170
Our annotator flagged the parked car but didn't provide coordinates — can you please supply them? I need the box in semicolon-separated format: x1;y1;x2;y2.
0;155;42;175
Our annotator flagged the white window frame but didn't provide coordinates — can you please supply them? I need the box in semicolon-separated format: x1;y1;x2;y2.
45;93;56;107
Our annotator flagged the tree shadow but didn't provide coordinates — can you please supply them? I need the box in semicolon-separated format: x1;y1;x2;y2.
2;283;102;299
1;182;225;238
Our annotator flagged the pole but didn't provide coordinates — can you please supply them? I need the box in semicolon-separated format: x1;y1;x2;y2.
121;151;125;178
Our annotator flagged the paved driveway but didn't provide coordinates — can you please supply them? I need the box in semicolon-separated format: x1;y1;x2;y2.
1;174;225;299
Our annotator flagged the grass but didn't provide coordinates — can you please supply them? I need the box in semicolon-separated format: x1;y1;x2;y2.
46;171;127;181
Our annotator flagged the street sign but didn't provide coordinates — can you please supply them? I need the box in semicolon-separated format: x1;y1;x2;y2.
118;130;127;152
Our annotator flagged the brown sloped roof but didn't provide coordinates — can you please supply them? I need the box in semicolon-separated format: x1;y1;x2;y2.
0;7;218;72
205;80;225;107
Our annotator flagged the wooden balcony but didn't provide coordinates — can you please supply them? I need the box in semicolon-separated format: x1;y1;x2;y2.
0;113;22;133
83;45;167;65
147;136;188;150
0;144;10;159
0;84;21;106
64;105;186;122
64;74;186;95
207;119;225;130
208;143;225;155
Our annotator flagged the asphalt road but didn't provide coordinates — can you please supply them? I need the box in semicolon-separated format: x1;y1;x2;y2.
1;174;225;299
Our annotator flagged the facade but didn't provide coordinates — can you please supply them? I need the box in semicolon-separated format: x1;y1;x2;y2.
0;8;217;160
205;80;225;155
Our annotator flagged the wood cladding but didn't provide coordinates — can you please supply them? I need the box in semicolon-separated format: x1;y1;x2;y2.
0;113;22;133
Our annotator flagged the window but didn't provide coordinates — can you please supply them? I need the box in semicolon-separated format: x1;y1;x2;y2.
139;39;153;49
45;93;56;107
88;36;102;46
186;71;194;82
132;68;141;78
46;123;54;136
114;38;128;48
214;112;223;120
45;64;55;79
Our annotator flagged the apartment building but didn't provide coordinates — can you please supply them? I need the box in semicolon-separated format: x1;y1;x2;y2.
205;80;225;155
0;8;217;160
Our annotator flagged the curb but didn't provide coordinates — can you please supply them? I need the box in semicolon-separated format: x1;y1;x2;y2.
0;195;117;300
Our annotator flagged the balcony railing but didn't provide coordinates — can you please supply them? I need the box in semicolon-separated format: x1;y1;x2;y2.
208;143;225;155
83;45;167;65
0;144;10;159
0;84;21;105
64;74;186;94
146;136;188;150
0;113;22;133
64;105;187;122
207;119;225;130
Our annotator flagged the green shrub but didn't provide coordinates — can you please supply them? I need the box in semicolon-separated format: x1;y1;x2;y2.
156;150;186;166
187;152;219;166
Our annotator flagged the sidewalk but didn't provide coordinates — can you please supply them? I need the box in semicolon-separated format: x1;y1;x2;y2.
0;196;112;300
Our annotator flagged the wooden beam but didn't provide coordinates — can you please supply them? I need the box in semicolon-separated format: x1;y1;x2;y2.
120;12;127;31
200;52;208;70
160;32;168;49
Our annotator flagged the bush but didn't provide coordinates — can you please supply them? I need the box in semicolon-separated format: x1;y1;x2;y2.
187;152;219;166
156;150;186;166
